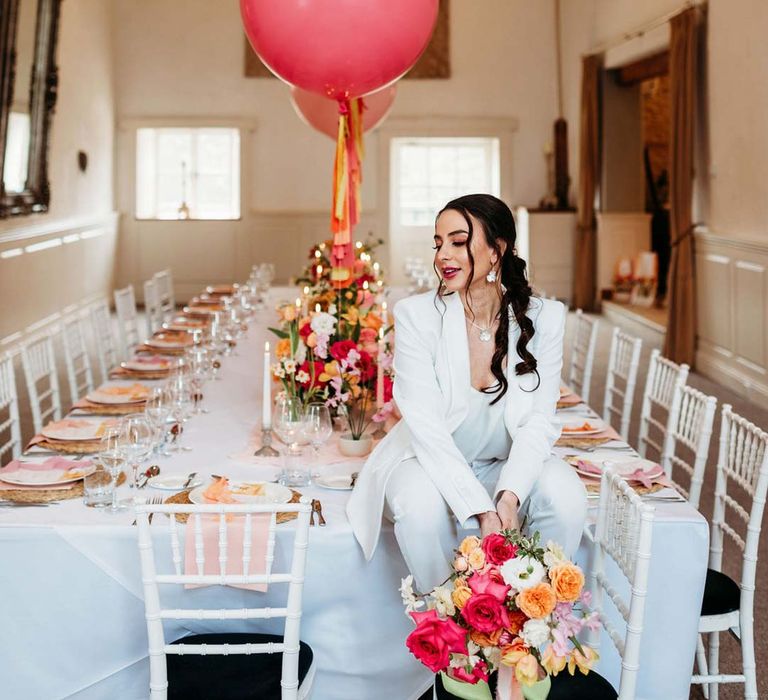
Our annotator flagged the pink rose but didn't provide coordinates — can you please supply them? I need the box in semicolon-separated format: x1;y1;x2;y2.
359;327;378;355
467;569;511;603
481;533;518;566
460;593;511;634
450;659;490;685
406;609;468;673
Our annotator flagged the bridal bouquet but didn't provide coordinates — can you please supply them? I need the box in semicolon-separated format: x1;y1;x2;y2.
401;531;599;700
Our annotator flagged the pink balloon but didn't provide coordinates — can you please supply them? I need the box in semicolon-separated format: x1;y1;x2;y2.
240;0;438;99
291;85;397;139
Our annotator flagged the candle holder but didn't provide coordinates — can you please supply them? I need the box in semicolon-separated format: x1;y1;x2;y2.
253;427;280;457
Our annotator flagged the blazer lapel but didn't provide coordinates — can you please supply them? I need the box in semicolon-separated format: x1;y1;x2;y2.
439;293;471;426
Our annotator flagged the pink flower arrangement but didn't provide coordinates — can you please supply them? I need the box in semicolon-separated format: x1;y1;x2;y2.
402;531;599;689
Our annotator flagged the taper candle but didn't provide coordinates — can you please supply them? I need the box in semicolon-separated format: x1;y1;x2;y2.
376;326;385;408
262;341;271;429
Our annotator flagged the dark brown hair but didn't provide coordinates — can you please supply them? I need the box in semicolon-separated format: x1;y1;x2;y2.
436;194;539;403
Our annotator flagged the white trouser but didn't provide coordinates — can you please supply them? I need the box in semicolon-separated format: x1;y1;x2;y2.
384;456;587;592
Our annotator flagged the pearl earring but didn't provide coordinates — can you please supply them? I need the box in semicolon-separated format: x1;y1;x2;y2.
486;269;497;283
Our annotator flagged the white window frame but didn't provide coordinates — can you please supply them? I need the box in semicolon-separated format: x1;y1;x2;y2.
376;116;518;286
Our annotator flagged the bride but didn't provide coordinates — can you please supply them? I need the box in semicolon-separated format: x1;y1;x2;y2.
347;194;587;591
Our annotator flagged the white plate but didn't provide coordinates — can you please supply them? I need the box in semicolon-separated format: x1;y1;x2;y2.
315;474;354;491
558;417;607;436
145;338;188;349
122;358;171;372
0;463;96;486
148;474;204;491
188;480;292;505
86;385;149;405
569;453;663;481
41;418;112;442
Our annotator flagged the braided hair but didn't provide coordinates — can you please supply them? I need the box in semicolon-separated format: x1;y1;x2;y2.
436;194;539;403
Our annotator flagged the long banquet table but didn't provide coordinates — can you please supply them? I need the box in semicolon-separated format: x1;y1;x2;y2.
0;287;707;700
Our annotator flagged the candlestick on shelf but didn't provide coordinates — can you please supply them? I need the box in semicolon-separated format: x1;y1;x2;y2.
362;280;369;291
314;250;322;259
373;327;387;439
255;341;279;456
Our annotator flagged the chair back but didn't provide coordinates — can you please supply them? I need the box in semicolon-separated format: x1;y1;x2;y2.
20;334;61;434
602;327;642;441
114;285;141;360
89;299;119;382
135;498;313;700
709;405;768;604
0;354;22;464
61;314;95;404
637;349;689;460
567;309;599;403
153;269;175;320
144;279;164;337
590;468;655;700
660;385;717;509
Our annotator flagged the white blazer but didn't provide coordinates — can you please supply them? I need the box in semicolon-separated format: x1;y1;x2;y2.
346;290;566;560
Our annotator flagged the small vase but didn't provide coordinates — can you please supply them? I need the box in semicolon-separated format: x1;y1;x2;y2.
338;432;373;457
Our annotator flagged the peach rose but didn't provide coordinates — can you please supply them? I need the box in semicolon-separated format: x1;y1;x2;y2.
516;653;541;686
500;637;529;666
470;627;504;647
453;556;469;573
459;536;482;557
451;579;472;610
281;305;297;322
306;332;318;349
549;563;585;603
516;583;557;620
274;338;291;359
468;548;486;571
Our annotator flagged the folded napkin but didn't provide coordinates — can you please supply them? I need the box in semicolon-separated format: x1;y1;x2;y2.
128;355;169;366
0;456;93;491
572;458;661;489
93;383;149;399
183;478;270;592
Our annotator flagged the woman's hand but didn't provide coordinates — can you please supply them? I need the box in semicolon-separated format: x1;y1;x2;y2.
478;510;503;538
496;491;521;533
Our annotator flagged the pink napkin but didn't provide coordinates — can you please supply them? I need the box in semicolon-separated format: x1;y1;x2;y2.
559;423;623;442
572;458;662;489
183;513;271;592
130;355;167;365
558;390;583;406
0;456;93;491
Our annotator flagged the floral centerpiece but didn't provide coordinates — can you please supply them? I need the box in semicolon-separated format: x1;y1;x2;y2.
401;531;599;700
295;233;385;289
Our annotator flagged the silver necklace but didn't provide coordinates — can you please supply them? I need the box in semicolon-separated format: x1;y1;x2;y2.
466;316;494;342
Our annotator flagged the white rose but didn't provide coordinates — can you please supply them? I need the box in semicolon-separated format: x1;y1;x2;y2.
521;618;551;648
543;540;566;569
499;555;545;590
428;586;456;617
310;312;336;337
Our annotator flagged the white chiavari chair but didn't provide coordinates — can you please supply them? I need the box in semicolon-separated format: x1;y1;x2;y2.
567;309;599;404
89;298;119;382
692;405;768;700
602;327;642;441
135;498;316;700
0;354;22;464
549;468;655;699
144;278;164;337
153;268;175;320
114;285;141;361
660;385;717;510
636;349;689;461
61;313;95;405
20;334;62;434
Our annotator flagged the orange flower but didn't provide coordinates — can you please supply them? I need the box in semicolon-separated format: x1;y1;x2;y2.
274;338;291;359
516;583;556;620
500;637;529;666
306;332;318;349
360;312;383;332
470;627;504;647
506;609;528;636
541;645;567;676
567;645;598;676
281;305;297;322
459;536;481;557
468;548;486;570
516;653;541;686
451;578;472;610
549;563;585;603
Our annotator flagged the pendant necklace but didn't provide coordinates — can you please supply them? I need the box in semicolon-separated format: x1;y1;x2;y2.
466;316;493;342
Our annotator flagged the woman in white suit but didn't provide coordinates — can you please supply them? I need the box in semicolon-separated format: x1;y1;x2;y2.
347;194;587;591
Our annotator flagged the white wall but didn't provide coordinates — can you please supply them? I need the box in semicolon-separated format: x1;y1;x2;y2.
112;0;562;294
0;0;117;341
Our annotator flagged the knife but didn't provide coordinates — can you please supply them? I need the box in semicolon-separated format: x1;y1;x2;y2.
182;472;198;488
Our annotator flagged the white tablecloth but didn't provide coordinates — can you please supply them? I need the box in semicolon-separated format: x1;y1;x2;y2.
0;288;708;700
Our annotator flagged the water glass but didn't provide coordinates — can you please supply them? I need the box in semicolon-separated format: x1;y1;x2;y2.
273;397;310;487
304;402;333;477
118;415;154;487
99;427;127;512
83;465;113;508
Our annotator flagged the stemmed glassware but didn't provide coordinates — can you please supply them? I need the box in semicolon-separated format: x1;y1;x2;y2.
273;396;310;487
304;402;333;478
98;426;128;512
144;386;172;457
117;415;154;488
166;376;194;451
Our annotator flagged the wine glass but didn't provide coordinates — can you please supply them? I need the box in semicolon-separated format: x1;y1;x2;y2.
117;415;154;488
167;378;194;451
273;397;310;487
144;386;172;456
98;427;127;512
304;402;333;479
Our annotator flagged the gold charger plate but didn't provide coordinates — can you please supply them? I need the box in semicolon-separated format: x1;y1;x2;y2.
163;488;303;524
0;471;126;503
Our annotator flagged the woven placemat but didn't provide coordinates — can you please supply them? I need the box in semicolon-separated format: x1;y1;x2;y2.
136;345;186;356
556;436;613;450
110;368;171;381
72;401;146;416
163;489;303;524
33;439;102;454
0;471;127;503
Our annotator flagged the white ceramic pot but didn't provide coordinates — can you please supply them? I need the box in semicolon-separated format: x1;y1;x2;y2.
338;433;373;458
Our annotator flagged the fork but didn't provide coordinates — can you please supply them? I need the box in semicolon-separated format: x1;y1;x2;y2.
132;495;164;526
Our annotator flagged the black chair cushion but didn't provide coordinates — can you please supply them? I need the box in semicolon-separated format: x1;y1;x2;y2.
548;669;617;699
701;568;741;616
166;633;313;700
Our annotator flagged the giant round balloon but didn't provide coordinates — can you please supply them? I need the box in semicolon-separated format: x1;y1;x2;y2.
240;0;438;99
291;85;397;139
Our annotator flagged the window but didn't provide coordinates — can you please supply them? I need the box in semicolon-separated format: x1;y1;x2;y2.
391;137;500;227
2;112;31;192
135;127;240;220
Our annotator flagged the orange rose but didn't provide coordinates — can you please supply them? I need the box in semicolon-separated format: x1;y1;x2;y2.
306;332;318;349
274;338;291;359
467;548;486;571
452;578;472;610
500;637;529;666
361;312;383;332
281;305;297;322
549;563;585;603
470;627;503;647
458;536;481;557
516;583;556;620
506;609;528;635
